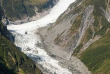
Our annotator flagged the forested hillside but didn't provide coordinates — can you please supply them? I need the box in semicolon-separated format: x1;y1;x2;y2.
0;5;41;74
0;0;56;21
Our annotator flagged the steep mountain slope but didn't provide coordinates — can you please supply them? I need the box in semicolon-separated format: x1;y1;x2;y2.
80;31;110;74
0;34;41;74
7;0;80;73
39;0;110;59
0;0;58;23
0;6;41;74
2;0;110;73
39;0;110;73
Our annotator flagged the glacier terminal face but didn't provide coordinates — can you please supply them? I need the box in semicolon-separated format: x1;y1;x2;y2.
7;0;76;74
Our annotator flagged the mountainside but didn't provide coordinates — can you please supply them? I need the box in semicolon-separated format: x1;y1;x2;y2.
0;5;41;74
0;34;41;74
6;0;79;74
80;30;110;74
39;0;110;74
1;0;110;74
0;0;58;24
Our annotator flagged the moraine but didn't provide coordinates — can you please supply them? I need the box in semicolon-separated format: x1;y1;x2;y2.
7;0;76;74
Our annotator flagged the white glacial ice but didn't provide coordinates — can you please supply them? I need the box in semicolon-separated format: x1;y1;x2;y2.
7;0;76;74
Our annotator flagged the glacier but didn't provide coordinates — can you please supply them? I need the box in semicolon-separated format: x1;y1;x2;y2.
7;0;76;74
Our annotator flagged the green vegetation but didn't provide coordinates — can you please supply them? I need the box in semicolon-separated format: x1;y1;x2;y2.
79;32;110;74
27;0;49;6
69;0;110;73
2;0;27;20
0;7;41;74
1;0;50;21
0;22;41;74
73;43;83;56
70;14;82;34
0;34;41;74
0;6;3;20
72;0;110;55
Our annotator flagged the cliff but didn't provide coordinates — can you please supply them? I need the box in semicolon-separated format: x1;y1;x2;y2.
39;0;110;74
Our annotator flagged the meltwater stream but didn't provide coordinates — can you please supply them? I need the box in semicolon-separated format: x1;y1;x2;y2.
7;0;76;74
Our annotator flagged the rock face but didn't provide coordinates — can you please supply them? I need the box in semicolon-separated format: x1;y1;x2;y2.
0;6;13;41
39;0;94;59
39;0;110;73
39;0;110;59
1;0;110;74
0;0;58;24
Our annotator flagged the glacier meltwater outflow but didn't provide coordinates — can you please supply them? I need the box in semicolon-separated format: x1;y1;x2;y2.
7;0;76;74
